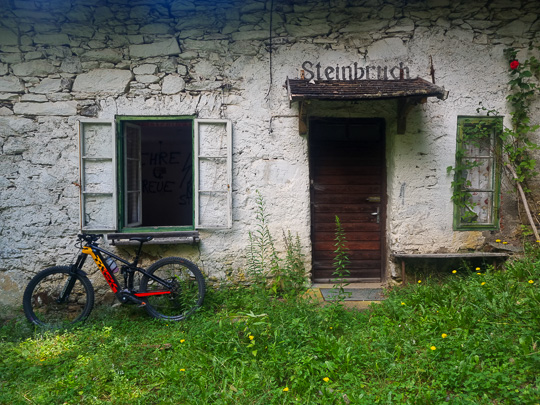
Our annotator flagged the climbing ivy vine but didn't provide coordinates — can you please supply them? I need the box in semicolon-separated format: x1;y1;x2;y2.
503;48;540;186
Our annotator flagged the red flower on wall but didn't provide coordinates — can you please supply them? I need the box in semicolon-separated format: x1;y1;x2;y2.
510;60;520;70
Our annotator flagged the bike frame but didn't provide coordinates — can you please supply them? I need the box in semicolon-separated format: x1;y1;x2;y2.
73;241;172;301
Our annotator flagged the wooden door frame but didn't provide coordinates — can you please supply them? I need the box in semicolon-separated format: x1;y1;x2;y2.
308;117;387;283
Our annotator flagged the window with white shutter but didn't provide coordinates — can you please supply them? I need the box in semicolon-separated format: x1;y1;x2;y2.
79;120;117;232
79;117;233;233
194;119;232;229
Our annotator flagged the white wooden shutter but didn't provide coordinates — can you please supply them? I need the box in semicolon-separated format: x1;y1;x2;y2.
79;120;117;231
124;123;142;227
194;119;232;229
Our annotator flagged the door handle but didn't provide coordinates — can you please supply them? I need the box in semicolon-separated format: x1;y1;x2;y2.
371;207;380;224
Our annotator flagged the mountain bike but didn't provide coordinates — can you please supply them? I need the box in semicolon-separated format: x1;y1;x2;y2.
23;233;205;328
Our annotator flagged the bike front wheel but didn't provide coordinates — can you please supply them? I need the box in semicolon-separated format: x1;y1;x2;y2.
22;266;95;328
139;257;205;321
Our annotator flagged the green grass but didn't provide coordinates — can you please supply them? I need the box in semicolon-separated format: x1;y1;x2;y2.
1;252;539;404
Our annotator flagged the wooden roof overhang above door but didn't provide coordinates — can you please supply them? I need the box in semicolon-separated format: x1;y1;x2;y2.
286;77;449;135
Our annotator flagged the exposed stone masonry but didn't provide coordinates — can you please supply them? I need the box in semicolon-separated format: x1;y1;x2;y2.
0;0;539;306
1;1;538;112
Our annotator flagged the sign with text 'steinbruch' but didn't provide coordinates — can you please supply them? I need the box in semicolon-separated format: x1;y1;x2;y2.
301;61;410;81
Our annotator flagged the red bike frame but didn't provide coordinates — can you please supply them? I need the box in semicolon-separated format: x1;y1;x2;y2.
80;243;172;302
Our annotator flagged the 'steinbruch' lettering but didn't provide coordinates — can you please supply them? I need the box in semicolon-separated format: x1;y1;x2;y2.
301;61;410;81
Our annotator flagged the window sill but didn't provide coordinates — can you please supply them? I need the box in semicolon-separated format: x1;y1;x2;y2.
106;231;200;246
453;226;499;231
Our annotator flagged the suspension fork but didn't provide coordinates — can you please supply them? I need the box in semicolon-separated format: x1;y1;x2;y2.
58;252;88;303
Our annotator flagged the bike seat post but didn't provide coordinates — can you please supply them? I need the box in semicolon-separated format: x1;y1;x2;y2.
129;236;152;266
133;240;144;267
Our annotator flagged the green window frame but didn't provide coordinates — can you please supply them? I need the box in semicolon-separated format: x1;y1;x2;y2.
452;116;502;231
117;117;195;232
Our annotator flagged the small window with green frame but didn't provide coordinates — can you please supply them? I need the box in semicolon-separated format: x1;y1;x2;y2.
452;116;503;230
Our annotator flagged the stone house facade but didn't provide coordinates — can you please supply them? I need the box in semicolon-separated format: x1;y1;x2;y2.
1;0;539;306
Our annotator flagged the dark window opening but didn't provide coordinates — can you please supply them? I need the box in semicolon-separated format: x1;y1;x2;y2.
124;120;193;228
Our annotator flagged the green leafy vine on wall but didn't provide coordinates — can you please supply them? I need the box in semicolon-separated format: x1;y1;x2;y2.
448;47;540;235
503;48;540;186
448;113;503;224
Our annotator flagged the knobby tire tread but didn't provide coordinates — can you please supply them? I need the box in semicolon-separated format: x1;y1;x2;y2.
22;266;95;328
140;257;206;321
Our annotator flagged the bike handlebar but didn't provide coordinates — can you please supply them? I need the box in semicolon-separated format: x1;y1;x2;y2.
77;233;102;244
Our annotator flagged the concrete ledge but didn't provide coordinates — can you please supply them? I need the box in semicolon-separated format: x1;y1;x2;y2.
392;252;510;284
106;231;200;246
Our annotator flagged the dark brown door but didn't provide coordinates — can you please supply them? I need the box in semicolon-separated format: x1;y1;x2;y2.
310;118;385;282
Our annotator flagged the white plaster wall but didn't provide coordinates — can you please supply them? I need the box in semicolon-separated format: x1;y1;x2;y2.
1;0;539;305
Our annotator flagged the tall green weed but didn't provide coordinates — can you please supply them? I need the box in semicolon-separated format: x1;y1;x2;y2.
330;215;351;300
246;191;307;297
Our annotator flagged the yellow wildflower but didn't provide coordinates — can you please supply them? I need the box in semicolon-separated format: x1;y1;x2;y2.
475;267;481;271
503;241;508;245
430;346;437;351
323;377;330;382
401;302;406;305
180;369;185;372
180;339;185;343
481;282;486;285
418;280;422;284
249;335;255;340
442;333;447;338
452;270;457;274
283;387;289;392
529;280;534;284
495;239;501;243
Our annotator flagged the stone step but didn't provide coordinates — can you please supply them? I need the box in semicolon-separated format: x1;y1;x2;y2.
305;284;386;310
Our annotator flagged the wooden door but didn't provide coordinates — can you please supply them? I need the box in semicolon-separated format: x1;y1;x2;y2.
310;118;385;282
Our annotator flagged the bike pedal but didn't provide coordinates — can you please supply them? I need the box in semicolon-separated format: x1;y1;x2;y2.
121;293;146;307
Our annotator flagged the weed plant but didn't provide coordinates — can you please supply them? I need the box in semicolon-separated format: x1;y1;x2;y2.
247;191;280;287
330;215;351;301
246;191;307;297
2;249;539;404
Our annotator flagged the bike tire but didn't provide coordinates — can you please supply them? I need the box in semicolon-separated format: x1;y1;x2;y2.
139;257;205;321
23;266;95;328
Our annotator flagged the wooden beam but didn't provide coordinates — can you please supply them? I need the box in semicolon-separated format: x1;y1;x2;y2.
397;97;426;134
299;100;307;135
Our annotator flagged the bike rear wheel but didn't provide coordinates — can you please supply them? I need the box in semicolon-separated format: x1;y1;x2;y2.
139;257;205;321
23;266;95;328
